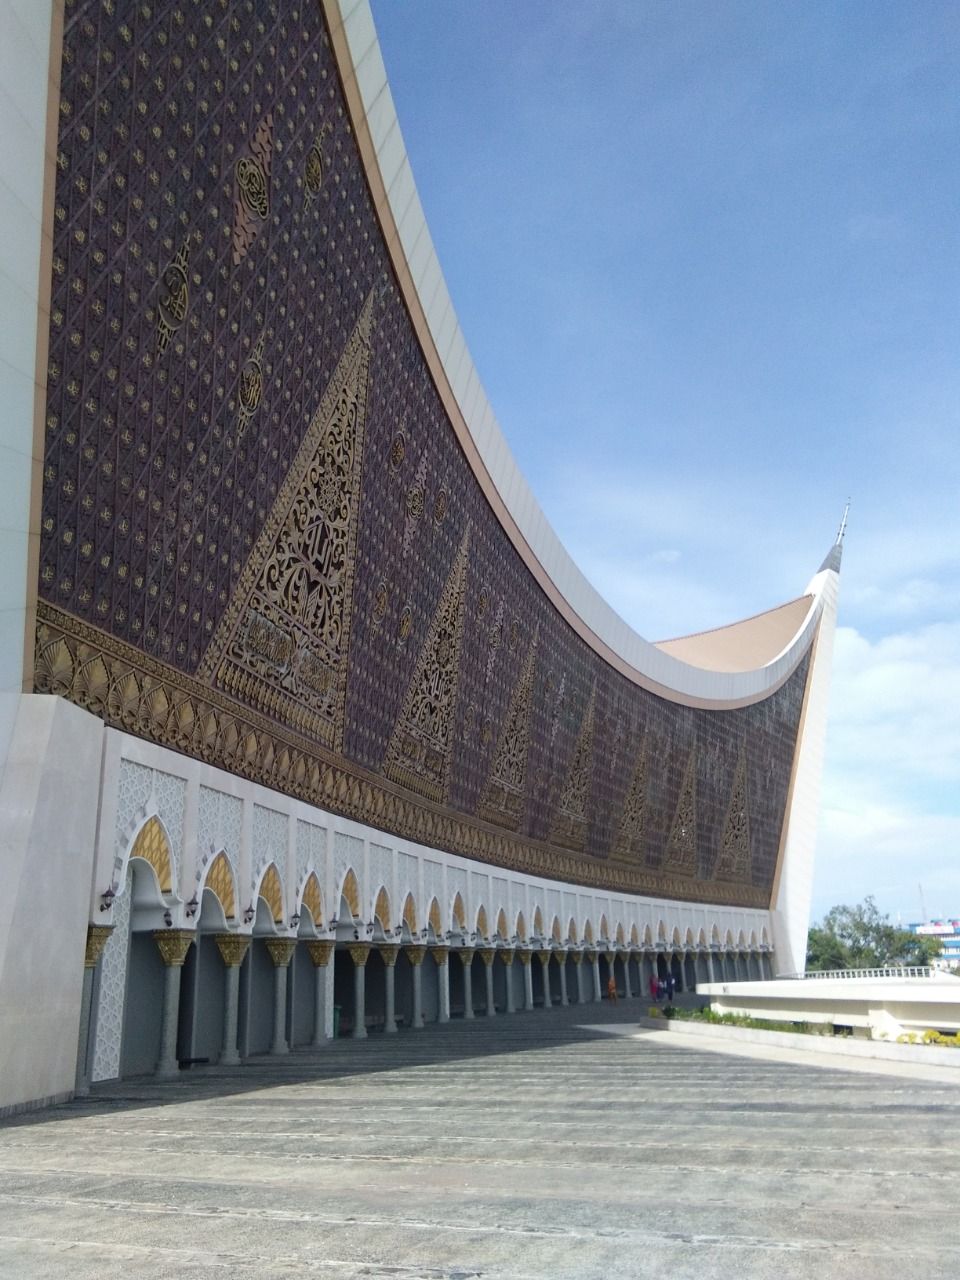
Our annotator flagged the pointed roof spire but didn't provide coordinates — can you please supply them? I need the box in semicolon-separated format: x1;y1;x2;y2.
819;499;849;573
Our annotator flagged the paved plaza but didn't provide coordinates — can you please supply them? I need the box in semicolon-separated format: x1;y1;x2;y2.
1;1004;958;1279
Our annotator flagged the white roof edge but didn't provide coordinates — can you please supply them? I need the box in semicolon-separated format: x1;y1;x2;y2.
330;0;830;706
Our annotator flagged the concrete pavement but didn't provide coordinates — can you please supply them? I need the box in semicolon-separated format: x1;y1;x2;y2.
1;1001;958;1279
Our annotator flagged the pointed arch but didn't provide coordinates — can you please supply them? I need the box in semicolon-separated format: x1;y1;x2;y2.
552;916;563;943
533;906;544;938
712;924;721;944
428;897;442;937
476;904;488;938
749;929;758;947
671;925;683;947
402;893;417;935
697;928;708;948
339;868;360;919
685;927;695;947
725;929;736;947
583;919;594;944
516;911;527;942
599;914;609;941
202;851;236;920
496;907;509;939
630;924;639;947
737;929;747;947
373;886;391;931
643;924;653;946
567;917;578;944
657;920;667;943
451;892;466;932
300;872;323;927
761;926;770;946
129;816;173;895
257;863;284;924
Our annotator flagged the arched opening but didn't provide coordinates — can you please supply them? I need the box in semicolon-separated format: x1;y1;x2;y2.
449;950;466;1016
531;953;545;1006
333;946;355;1035
240;896;279;1055
598;951;612;997
120;858;170;1078
395;948;415;1028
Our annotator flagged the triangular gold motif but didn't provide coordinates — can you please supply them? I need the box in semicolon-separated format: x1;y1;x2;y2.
383;527;471;804
197;292;374;751
715;751;751;881
612;738;647;860
478;626;539;831
665;749;698;876
549;685;596;853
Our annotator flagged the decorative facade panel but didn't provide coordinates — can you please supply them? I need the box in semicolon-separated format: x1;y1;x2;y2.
34;0;811;909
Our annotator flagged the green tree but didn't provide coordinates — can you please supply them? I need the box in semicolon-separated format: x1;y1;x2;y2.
806;896;942;971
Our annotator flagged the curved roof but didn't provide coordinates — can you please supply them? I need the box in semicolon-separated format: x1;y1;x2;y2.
326;0;839;709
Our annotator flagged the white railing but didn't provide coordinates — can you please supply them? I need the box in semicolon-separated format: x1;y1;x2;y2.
799;966;933;981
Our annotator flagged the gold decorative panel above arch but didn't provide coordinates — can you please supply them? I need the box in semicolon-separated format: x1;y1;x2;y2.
129;817;173;896
258;864;284;925
301;872;324;927
204;851;236;920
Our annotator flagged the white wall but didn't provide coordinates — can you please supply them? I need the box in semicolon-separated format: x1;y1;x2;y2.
0;695;103;1112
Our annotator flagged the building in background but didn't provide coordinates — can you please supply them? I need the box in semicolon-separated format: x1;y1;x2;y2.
0;0;840;1114
910;921;960;970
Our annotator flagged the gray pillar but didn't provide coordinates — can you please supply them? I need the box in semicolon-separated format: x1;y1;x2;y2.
522;954;534;1009
559;958;569;1007
482;950;496;1015
215;934;250;1066
381;947;398;1033
591;953;602;1003
349;944;369;1039
461;951;474;1019
623;956;633;998
154;930;194;1078
707;950;716;984
76;926;112;1096
409;946;425;1027
502;951;516;1012
265;938;296;1055
307;941;334;1045
540;953;552;1008
433;949;450;1023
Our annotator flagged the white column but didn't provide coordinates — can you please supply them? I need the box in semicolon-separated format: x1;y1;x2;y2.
539;952;552;1008
408;946;425;1027
381;947;398;1033
482;950;496;1016
559;956;569;1007
154;931;195;1078
502;951;516;1012
591;952;602;1003
215;934;250;1066
461;951;474;1019
707;950;716;984
573;952;585;1003
265;938;296;1055
433;948;450;1023
521;953;534;1010
623;955;633;999
76;926;113;1096
349;944;369;1039
307;941;334;1045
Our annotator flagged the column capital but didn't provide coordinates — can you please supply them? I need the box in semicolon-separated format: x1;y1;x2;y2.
430;947;449;966
215;933;251;968
518;951;532;966
406;945;426;966
265;937;297;968
153;929;195;967
348;943;371;967
498;948;514;966
84;924;114;968
479;948;496;967
606;951;616;965
379;945;399;967
570;949;583;964
459;948;474;965
306;940;335;967
537;950;551;967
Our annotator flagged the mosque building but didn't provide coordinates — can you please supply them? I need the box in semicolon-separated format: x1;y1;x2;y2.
0;0;840;1113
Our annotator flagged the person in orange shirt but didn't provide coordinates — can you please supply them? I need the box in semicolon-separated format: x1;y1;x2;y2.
606;974;617;1003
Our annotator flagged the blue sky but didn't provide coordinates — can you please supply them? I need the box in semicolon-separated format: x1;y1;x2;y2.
370;0;960;924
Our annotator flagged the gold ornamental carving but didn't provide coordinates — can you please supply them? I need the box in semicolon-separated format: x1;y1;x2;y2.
307;940;334;967
379;945;399;967
348;944;370;967
459;948;474;967
478;627;538;831
570;950;583;965
665;750;698;877
264;937;297;968
153;929;195;967
498;949;514;967
613;740;647;862
537;951;551;968
715;751;751;882
156;241;190;355
233;113;273;264
384;527;471;805
406;945;426;967
236;332;265;439
429;947;448;967
479;948;496;967
215;933;251;968
519;951;532;967
33;602;771;912
84;925;113;968
199;294;373;754
549;684;596;854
